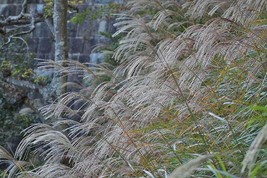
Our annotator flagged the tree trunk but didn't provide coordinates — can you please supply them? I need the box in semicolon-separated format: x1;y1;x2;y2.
53;0;68;95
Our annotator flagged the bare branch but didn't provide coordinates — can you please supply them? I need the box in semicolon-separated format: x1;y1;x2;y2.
0;0;45;48
1;0;29;24
0;17;43;27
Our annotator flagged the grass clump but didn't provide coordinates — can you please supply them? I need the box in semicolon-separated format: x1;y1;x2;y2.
1;0;267;177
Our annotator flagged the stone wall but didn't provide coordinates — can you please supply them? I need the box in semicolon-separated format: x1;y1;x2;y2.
0;0;119;63
0;0;124;153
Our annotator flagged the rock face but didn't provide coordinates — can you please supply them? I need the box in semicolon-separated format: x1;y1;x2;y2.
0;0;123;112
0;0;123;152
0;0;120;62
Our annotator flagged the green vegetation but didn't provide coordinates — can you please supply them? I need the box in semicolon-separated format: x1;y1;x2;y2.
70;2;126;24
0;47;38;147
0;52;35;81
43;0;83;17
0;60;34;80
1;0;267;177
0;95;37;149
33;76;51;86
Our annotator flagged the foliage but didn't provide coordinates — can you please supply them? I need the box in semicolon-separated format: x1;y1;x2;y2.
0;60;35;80
0;100;37;146
1;0;267;178
0;170;6;178
43;0;83;17
0;51;52;84
0;61;12;71
70;2;126;24
0;60;12;77
70;6;107;24
0;41;41;162
33;76;51;86
0;45;36;80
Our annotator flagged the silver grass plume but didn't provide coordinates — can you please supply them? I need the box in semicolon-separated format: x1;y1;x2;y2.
6;0;267;177
241;124;267;174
